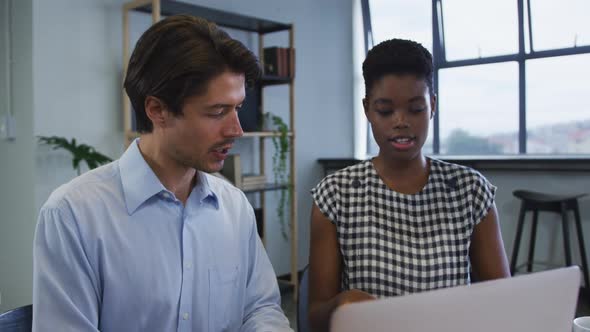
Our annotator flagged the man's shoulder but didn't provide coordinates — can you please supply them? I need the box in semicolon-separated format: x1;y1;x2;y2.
42;161;120;211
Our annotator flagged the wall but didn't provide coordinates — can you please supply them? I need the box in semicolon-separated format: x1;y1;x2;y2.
0;0;35;313
0;0;354;311
33;0;125;212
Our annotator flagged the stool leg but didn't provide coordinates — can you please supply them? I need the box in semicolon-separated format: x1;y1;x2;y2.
560;201;573;266
573;201;590;290
527;210;539;272
511;202;527;275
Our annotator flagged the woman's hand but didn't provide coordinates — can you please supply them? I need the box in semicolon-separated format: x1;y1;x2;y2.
336;289;377;307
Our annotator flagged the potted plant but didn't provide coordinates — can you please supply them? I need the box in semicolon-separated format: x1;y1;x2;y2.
262;112;291;239
38;136;113;175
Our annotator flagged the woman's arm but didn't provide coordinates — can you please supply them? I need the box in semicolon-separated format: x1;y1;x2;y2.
308;203;375;332
469;203;511;281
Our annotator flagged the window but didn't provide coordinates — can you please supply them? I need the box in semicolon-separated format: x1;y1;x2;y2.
439;62;519;154
369;0;432;51
360;0;590;157
441;0;518;60
526;54;590;154
529;0;590;51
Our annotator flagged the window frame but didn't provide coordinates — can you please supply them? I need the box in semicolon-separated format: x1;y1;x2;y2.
361;0;590;156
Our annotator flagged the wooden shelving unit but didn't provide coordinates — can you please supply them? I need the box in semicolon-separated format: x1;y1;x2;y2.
122;0;298;300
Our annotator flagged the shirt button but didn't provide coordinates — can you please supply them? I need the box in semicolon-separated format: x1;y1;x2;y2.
182;312;189;320
186;263;192;269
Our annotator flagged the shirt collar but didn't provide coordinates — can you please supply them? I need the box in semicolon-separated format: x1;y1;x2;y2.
193;172;219;209
119;139;219;214
119;139;167;215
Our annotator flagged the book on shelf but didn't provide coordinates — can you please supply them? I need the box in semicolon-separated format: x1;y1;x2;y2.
242;174;266;184
242;183;268;191
263;46;295;78
289;47;295;78
263;47;279;76
241;174;267;191
279;47;286;77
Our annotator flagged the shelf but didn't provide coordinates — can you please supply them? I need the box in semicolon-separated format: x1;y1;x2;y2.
132;0;291;34
317;156;590;173
438;155;590;172
242;183;289;194
241;131;293;138
260;75;293;86
123;0;298;301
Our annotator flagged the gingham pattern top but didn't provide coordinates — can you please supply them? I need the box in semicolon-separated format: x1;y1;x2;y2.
310;158;496;298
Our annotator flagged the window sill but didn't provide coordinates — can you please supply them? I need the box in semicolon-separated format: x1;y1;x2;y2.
318;156;590;174
432;155;590;172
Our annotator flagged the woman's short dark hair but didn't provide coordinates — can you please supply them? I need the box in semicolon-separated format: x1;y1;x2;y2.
124;15;261;133
362;38;433;98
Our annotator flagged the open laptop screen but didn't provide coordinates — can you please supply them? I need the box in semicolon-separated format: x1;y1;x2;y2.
331;267;580;332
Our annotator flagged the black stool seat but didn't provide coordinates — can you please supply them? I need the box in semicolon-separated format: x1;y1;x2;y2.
513;190;586;204
510;189;589;292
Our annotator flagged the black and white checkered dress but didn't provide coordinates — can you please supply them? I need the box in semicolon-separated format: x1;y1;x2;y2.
311;158;496;298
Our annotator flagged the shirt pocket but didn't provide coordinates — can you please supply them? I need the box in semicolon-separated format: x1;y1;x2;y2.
209;264;240;331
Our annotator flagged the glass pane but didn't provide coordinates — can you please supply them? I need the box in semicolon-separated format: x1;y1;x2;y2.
439;62;519;155
526;54;590;154
530;0;590;51
442;0;518;60
369;0;432;51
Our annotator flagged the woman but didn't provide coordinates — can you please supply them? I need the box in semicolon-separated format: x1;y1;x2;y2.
308;39;510;331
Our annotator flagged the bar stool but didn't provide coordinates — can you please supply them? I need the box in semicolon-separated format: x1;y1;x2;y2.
510;190;590;290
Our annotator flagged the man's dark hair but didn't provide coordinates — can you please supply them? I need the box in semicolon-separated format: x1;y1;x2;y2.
362;38;433;97
124;15;261;133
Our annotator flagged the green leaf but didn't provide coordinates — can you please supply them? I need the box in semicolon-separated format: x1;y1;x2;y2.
38;135;113;172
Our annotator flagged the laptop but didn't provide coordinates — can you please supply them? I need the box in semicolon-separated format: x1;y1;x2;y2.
331;266;581;332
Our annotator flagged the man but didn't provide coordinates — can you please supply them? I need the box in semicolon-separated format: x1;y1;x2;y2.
33;15;292;331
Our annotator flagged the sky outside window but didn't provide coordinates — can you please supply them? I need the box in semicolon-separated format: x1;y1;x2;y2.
530;0;590;51
526;54;590;154
438;62;519;155
441;0;518;61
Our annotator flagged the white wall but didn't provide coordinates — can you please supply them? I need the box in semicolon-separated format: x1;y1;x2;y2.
0;0;354;310
33;0;126;212
0;0;35;313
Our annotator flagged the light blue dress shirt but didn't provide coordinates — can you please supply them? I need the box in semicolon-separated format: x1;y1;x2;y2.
33;139;292;332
